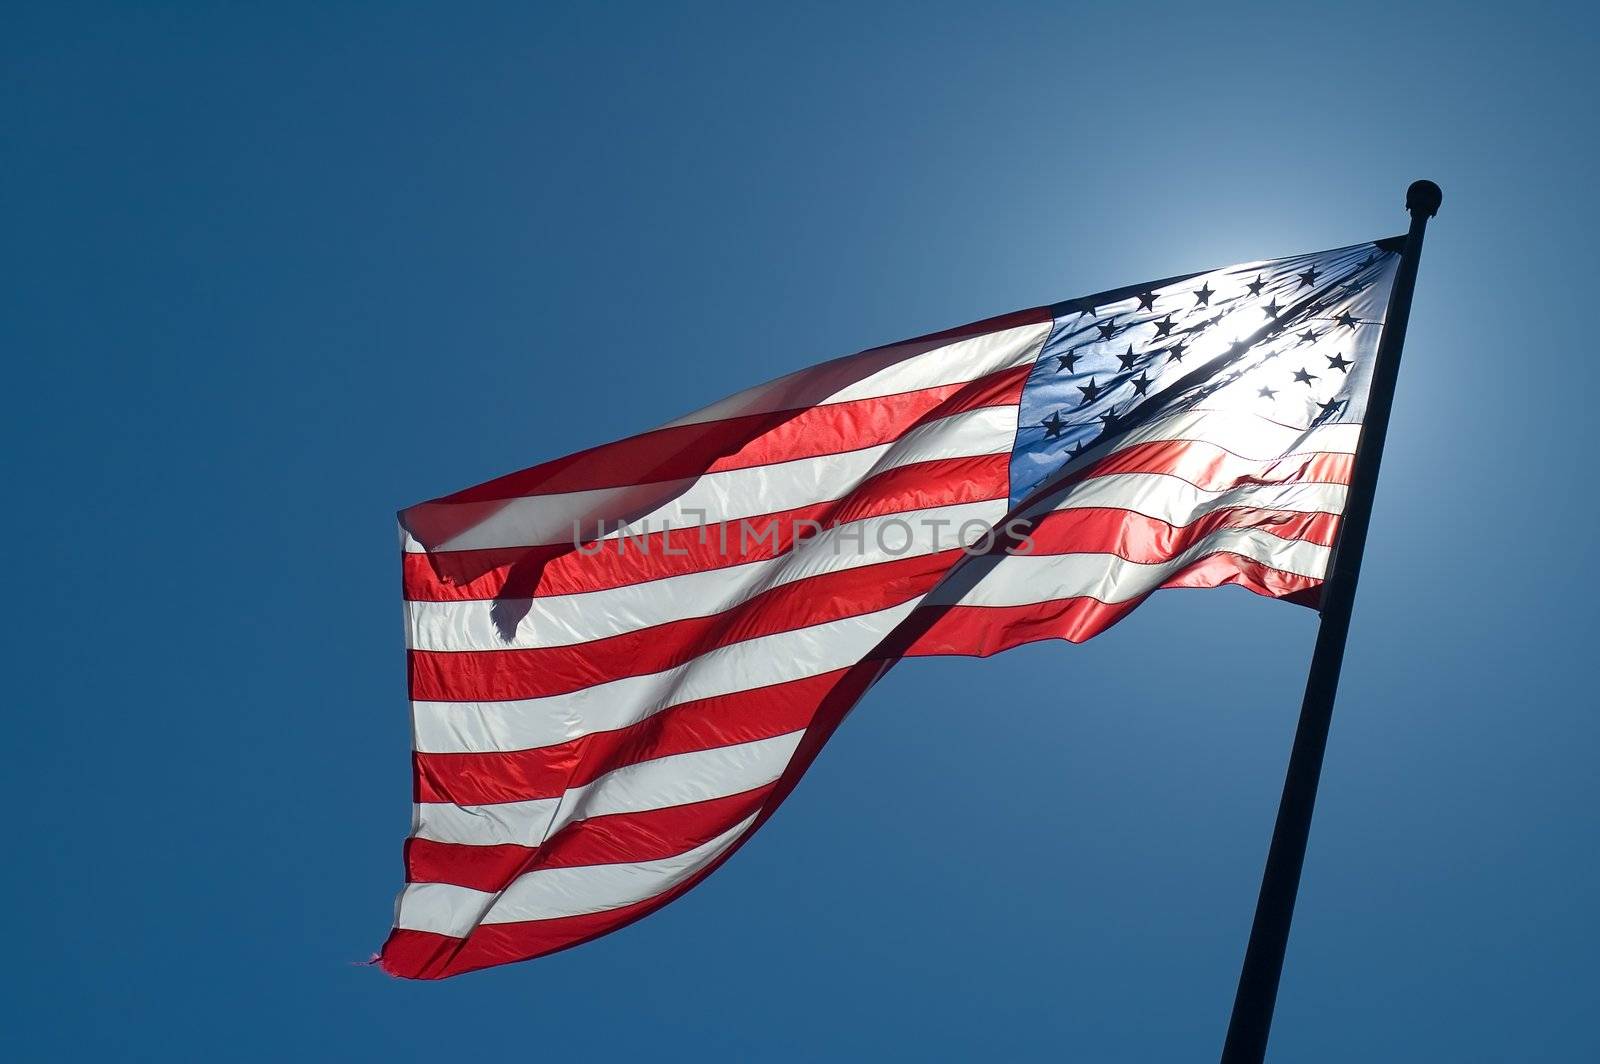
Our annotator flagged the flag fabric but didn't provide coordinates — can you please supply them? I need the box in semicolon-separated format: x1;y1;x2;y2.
377;240;1400;979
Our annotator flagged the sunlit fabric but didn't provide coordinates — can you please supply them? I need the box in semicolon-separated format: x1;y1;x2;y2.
378;241;1400;978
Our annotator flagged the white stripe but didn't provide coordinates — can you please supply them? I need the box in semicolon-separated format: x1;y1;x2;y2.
406;499;1006;652
396;814;758;937
926;526;1331;609
662;321;1050;428
1040;473;1346;525
419;405;1019;553
413;601;917;754
1100;408;1360;462
414;731;802;847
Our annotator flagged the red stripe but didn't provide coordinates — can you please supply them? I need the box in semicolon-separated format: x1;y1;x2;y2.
1064;437;1353;493
380;886;721;980
696;363;1029;476
414;669;850;806
1023;505;1341;558
401;362;1032;550
898;553;1324;658
405;785;775;891
401;453;1011;602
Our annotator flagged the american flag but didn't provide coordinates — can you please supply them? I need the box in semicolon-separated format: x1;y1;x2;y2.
377;239;1400;979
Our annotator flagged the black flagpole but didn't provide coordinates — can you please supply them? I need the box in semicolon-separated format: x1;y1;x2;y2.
1219;179;1442;1064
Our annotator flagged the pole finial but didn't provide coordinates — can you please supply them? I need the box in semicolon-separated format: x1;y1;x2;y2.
1406;180;1443;218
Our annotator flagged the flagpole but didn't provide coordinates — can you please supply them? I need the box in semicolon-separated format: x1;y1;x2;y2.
1219;180;1442;1064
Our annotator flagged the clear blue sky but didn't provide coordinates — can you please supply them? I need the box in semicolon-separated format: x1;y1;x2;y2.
7;3;1596;1060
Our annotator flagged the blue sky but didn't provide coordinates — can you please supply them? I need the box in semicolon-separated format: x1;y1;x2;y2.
6;2;1597;1060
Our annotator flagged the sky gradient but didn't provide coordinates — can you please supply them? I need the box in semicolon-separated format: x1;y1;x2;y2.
7;3;1598;1060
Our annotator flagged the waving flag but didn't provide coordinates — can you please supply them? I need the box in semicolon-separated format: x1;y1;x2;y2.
378;239;1401;979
